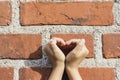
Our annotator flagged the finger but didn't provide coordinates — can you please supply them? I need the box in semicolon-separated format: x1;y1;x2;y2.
76;39;85;45
66;39;75;45
67;39;85;54
75;39;86;50
49;39;57;44
43;44;53;56
81;39;85;44
48;39;63;53
66;39;81;45
52;37;65;46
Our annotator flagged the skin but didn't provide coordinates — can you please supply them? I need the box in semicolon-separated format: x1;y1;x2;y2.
44;38;65;80
44;37;89;80
66;39;89;80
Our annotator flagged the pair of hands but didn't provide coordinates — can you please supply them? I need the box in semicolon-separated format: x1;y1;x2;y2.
44;37;89;69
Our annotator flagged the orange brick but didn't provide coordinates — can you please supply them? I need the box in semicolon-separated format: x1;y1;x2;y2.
20;2;113;26
0;1;12;25
51;34;94;58
0;67;14;80
0;34;42;59
19;67;51;80
79;68;115;80
102;33;120;58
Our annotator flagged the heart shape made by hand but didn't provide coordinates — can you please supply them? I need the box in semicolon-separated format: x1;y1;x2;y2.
56;40;77;56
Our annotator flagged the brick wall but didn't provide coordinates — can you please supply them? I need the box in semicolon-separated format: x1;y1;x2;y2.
0;0;120;80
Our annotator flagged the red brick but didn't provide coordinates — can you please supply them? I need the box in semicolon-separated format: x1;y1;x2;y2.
102;33;120;58
0;67;14;80
0;34;42;59
51;34;94;57
19;67;51;80
20;2;113;26
19;67;115;80
0;1;12;26
79;68;115;80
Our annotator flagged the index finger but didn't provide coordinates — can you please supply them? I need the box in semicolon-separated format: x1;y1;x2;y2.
52;37;66;46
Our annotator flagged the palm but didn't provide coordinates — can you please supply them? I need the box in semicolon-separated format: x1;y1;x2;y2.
44;38;65;66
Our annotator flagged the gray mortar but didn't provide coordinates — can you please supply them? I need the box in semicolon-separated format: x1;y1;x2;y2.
0;0;120;80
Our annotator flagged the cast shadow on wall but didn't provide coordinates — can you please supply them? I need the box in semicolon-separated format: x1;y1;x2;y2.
24;45;71;80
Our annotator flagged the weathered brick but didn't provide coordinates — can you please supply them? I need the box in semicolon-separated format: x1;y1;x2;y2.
51;34;94;57
19;67;115;80
0;34;42;59
20;2;113;26
102;33;120;58
0;1;12;26
0;67;14;80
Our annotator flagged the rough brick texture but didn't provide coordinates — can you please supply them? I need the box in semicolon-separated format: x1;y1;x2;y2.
0;34;42;59
0;1;118;80
0;67;14;80
20;2;113;26
19;67;51;80
51;34;94;57
102;33;120;58
19;67;115;80
79;68;115;80
0;1;12;26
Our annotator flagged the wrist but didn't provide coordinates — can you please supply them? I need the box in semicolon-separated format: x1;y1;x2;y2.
66;63;78;70
66;66;82;80
66;65;78;71
54;62;65;69
49;63;65;80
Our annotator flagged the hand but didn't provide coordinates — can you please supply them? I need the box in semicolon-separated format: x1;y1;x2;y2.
44;37;66;67
44;37;66;80
66;39;89;69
